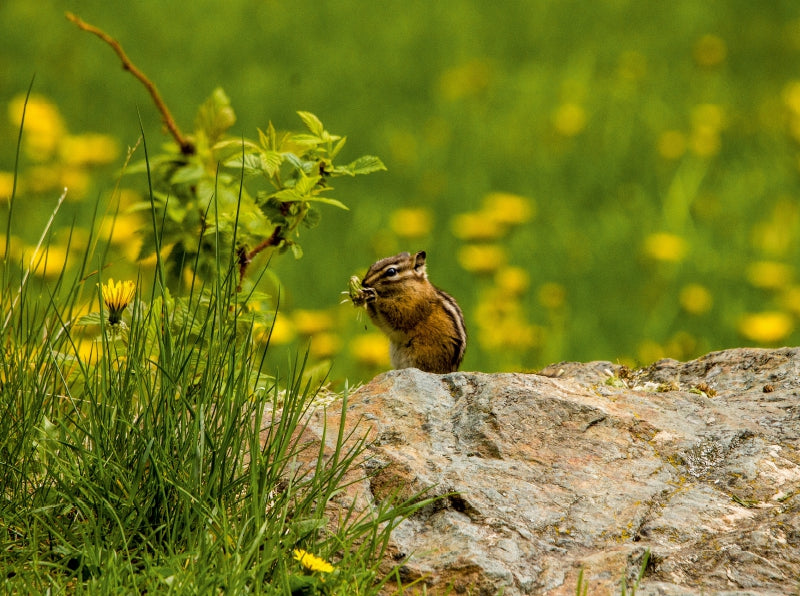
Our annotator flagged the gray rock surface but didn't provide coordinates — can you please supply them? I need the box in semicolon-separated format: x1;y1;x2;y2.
304;347;800;595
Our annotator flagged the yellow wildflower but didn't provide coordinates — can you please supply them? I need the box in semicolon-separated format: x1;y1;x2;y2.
780;285;800;316
482;192;535;226
28;244;70;279
59;133;120;166
293;549;334;573
745;261;793;290
0;171;15;199
451;212;506;242
457;244;507;275
8;94;66;161
293;310;334;335
101;278;136;325
657;130;687;160
351;333;391;367
389;208;433;238
643;233;688;263
738;311;793;344
552;102;587;137
679;284;713;315
309;332;341;359
254;316;295;345
782;81;800;115
495;266;530;295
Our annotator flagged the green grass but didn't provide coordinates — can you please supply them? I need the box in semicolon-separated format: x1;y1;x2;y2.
0;108;431;593
4;2;800;382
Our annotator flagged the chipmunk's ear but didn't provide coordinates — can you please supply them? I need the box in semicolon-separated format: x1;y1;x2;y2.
413;251;427;274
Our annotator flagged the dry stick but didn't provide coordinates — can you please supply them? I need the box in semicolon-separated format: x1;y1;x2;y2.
65;12;194;155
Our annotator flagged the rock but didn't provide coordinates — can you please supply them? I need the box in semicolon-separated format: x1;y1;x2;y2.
302;348;800;595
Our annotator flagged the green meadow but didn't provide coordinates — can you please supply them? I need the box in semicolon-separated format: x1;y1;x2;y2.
4;2;800;380
3;1;800;593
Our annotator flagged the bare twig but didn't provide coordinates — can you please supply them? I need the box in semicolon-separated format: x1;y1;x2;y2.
237;226;283;290
66;12;194;155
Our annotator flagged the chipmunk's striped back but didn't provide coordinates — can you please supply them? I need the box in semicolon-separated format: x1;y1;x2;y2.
354;251;466;373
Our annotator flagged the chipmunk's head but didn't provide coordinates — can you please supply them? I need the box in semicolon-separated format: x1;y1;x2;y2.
358;251;428;303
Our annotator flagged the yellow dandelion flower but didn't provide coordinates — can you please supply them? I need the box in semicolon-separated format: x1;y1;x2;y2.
689;126;721;158
780;285;800;316
553;102;587;137
0;234;23;262
293;549;334;573
28;244;70;279
99;213;144;246
0;171;15;199
638;340;667;365
746;261;793;290
457;244;507;275
8;94;66;161
309;332;341;359
389;208;433;239
782;81;800;115
101;278;136;325
59;133;120;166
451;212;506;242
679;284;713;315
691;104;726;133
643;233;688;263
657;130;687;160
351;333;391;367
495;266;530;295
738;311;793;344
293;310;334;336
59;168;92;201
482;192;535;226
254;316;295;345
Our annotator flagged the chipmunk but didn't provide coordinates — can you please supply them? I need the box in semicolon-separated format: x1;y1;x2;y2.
349;251;466;374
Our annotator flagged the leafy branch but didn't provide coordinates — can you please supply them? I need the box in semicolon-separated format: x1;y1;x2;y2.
66;13;386;292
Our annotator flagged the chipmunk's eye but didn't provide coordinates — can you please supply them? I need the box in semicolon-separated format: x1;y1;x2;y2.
384;267;398;277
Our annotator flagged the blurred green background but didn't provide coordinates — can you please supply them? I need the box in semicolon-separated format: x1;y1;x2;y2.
3;0;800;382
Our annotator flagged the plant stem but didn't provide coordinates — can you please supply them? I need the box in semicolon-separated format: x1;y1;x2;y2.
65;12;195;155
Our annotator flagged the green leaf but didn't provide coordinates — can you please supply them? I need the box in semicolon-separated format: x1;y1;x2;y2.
294;173;321;195
271;188;303;203
75;312;103;327
170;163;207;185
302;206;322;229
345;155;387;176
195;88;236;144
258;123;277;151
282;152;307;172
224;153;266;177
303;196;349;210
290;133;324;148
330;136;347;158
290;242;303;259
297;111;325;137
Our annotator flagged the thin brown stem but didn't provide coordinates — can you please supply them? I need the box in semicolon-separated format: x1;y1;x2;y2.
66;12;194;155
236;225;283;290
